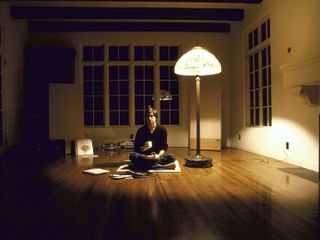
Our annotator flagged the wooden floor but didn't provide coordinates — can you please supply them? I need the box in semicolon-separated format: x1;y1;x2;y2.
1;147;319;240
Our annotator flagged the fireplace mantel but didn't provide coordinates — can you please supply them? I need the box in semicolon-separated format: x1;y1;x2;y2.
279;51;320;105
279;51;320;88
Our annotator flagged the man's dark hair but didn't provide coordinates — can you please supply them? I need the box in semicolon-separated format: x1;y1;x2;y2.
145;105;157;118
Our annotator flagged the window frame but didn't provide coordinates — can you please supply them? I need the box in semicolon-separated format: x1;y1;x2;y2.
245;17;272;127
81;43;180;127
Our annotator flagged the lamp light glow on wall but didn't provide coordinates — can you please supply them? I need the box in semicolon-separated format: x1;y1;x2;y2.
174;46;221;167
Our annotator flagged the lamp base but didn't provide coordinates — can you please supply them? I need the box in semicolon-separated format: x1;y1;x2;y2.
184;155;213;168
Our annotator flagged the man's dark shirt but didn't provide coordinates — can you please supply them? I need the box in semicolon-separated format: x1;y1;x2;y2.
134;124;168;155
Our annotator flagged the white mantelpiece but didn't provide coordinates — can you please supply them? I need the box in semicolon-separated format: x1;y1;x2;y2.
279;51;320;88
279;51;320;105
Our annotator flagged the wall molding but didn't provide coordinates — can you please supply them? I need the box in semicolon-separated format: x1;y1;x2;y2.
279;51;320;88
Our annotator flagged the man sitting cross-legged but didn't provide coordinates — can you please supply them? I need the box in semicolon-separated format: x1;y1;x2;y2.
129;106;176;171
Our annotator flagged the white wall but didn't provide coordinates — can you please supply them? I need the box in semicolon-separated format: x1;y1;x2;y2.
25;31;230;148
229;0;320;171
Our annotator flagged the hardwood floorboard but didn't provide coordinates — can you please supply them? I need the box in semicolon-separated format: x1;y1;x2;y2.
1;147;319;239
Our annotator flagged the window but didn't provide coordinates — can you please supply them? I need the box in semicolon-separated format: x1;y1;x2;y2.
82;45;105;126
134;46;154;61
108;45;130;126
246;18;271;127
109;65;130;125
134;65;155;125
82;44;180;127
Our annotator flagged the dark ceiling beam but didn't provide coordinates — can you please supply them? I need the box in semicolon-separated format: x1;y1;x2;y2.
11;6;244;21
28;21;230;32
12;0;262;3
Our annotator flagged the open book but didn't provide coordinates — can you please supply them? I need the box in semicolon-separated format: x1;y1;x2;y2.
83;168;110;175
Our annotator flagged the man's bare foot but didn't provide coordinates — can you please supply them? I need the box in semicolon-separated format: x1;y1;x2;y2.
158;162;176;169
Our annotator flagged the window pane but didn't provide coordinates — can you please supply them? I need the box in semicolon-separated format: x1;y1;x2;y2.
268;86;272;105
268;46;271;65
160;66;169;79
119;81;128;95
110;111;119;125
145;96;154;108
84;111;93;125
160;81;169;91
170;96;179;109
160;100;169;109
248;32;253;49
120;111;129;125
119;46;129;60
134;46;143;60
262;48;266;67
109;96;118;110
94;81;103;95
108;46;118;61
84;96;93;110
255;108;259;125
262;68;267;86
255;90;259;107
93;45;104;61
250;109;254;125
262;88;267;106
135;81;144;95
261;22;266;42
145;46;154;60
253;28;258;46
170;81;179;94
83;66;93;81
171;111;179;124
83;82;93;95
159;46;168;60
120;96;129;109
170;66;178;80
94;66;104;80
109;81;118;95
160;111;169;125
109;66;118;80
249;74;254;90
263;108;267;126
94;96;103;110
249;55;253;72
254;53;259;70
119;66;129;80
268;66;272;85
83;46;92;61
135;66;143;80
145;81;154;93
255;71;259;88
145;66;154;80
135;96;144;109
135;111;144;125
269;108;272;126
267;19;271;39
170;46;178;60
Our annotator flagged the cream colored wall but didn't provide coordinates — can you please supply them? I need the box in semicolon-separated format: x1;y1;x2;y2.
26;31;229;148
229;0;320;171
189;80;222;150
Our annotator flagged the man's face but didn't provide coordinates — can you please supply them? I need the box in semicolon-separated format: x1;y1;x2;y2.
147;112;156;126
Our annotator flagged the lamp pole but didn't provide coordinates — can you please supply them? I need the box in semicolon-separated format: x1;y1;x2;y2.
196;75;200;156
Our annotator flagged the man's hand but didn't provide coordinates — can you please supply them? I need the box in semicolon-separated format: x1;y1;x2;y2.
141;141;152;152
139;152;158;160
